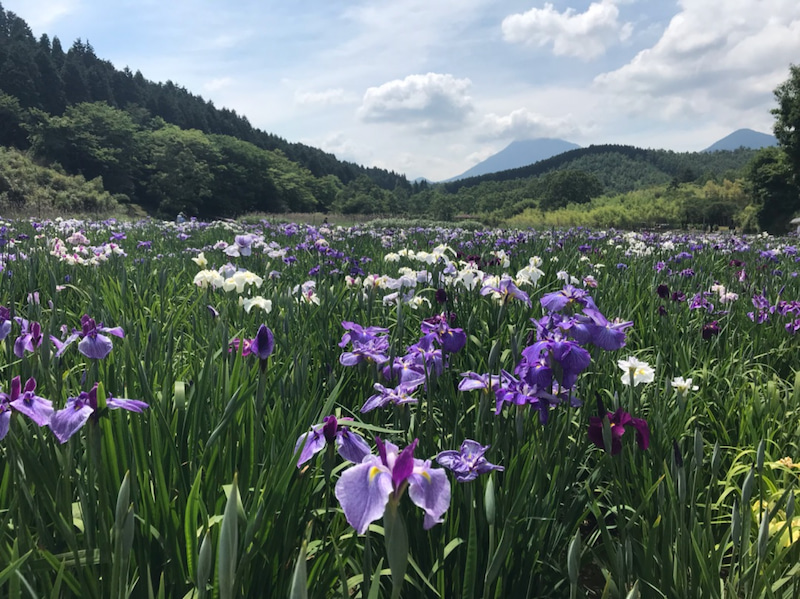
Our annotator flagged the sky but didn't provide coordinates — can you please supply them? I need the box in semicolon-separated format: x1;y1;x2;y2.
3;0;799;181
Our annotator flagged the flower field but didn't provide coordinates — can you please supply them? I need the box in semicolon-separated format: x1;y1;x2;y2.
0;217;799;598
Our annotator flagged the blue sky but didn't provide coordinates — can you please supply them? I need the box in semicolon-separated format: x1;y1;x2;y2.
4;0;799;180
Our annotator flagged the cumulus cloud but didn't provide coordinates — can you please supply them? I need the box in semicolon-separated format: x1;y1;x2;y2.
594;0;800;121
502;0;633;60
478;108;581;140
358;73;474;131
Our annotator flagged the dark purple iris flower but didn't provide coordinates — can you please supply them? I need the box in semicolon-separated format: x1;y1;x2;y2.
0;376;53;439
587;399;650;455
656;284;670;299
436;439;504;482
53;315;125;360
13;318;43;358
294;415;371;467
702;320;720;340
49;383;148;443
250;324;275;361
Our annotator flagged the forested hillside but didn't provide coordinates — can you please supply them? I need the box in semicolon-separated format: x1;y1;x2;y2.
1;2;797;232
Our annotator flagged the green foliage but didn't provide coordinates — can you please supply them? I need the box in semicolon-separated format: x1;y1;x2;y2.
0;146;119;214
536;169;604;211
772;63;800;176
747;147;800;234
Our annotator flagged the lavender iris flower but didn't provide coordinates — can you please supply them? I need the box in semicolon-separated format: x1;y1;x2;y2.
340;336;391;366
0;376;53;438
361;383;419;413
334;437;450;534
13;318;43;357
436;440;504;482
294;415;371;467
49;383;149;443
53;315;125;360
480;277;531;307
457;372;501;393
0;306;11;341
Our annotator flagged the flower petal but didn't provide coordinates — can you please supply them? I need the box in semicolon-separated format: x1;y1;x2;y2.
49;403;94;443
408;462;451;529
334;459;392;534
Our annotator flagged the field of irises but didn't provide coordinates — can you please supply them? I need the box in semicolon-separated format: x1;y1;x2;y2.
0;217;799;598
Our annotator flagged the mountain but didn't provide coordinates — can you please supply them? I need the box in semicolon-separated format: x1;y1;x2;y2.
447;138;581;181
702;129;778;152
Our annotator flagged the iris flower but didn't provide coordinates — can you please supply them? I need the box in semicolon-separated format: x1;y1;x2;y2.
335;438;450;534
0;305;11;341
49;383;149;443
294;415;371;467
0;376;53;439
53;314;125;360
436;440;504;482
361;383;419;413
13;318;43;358
587;400;650;455
617;356;655;387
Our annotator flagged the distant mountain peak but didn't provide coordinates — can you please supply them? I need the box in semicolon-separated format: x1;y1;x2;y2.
446;138;580;181
702;128;777;153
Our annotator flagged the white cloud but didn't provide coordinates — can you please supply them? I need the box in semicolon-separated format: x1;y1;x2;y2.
358;73;474;131
594;0;800;123
478;108;581;140
502;0;633;60
6;0;79;30
203;77;234;92
308;131;365;163
294;88;353;107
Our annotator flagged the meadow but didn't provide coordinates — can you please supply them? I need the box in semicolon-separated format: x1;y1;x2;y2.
0;216;798;598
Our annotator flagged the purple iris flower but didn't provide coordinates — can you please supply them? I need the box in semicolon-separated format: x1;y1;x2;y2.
382;354;427;387
334;437;451;534
480;276;531;307
420;314;466;354
294;415;371;467
53;315;125;360
0;306;11;341
436;440;504;482
339;321;389;348
361;383;419;413
587;402;650;456
250;324;274;362
457;372;502;393
540;284;597;314
340;336;391;366
0;376;53;438
49;383;148;443
13;318;43;358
